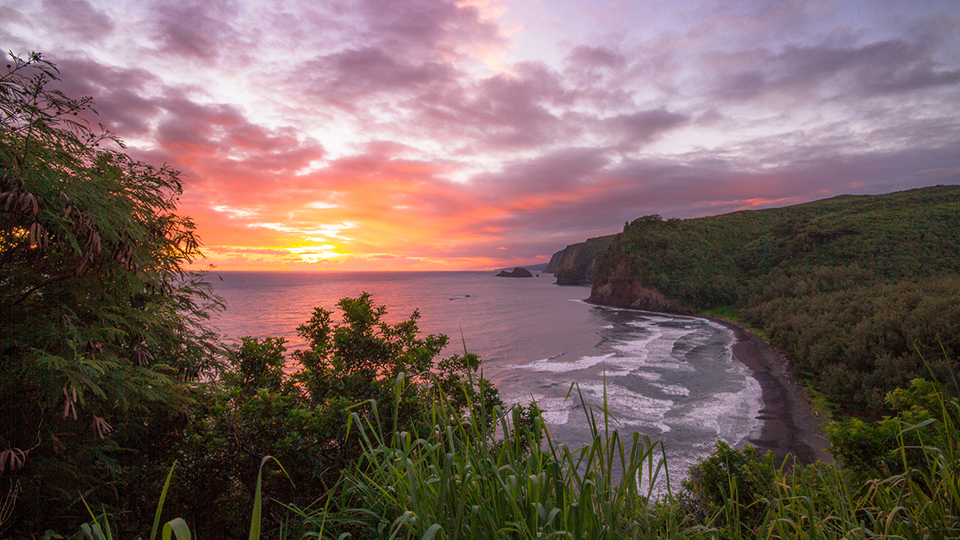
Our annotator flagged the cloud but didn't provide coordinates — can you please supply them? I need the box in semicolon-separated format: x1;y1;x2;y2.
709;35;960;102
607;109;689;145
416;61;575;150
40;0;115;43
149;0;240;61
566;46;626;70
51;59;164;136
303;46;456;107
357;0;505;57
3;0;958;270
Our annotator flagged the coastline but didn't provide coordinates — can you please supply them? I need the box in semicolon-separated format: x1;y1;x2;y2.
707;316;834;465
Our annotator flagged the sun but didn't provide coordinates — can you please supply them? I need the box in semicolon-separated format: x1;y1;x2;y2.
286;244;345;264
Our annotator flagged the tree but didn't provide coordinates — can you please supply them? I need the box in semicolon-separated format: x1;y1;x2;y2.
293;293;501;433
825;378;959;481
174;295;502;537
0;52;221;535
290;293;501;474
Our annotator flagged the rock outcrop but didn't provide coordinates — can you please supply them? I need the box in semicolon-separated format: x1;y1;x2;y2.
587;260;688;313
495;267;534;278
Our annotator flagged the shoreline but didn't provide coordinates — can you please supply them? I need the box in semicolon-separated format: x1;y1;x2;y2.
581;294;835;465
706;316;834;465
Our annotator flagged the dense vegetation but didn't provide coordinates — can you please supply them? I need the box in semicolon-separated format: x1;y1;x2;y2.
38;373;960;540
171;294;500;538
1;52;222;535
592;189;960;415
4;52;959;539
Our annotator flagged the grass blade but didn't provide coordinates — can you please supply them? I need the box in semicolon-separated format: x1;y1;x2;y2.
150;462;177;540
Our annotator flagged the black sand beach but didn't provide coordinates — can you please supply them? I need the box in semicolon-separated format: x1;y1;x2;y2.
709;317;834;465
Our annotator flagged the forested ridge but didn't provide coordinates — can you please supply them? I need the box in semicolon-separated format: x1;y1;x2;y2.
591;185;960;415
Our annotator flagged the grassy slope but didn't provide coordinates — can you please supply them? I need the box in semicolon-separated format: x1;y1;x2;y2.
592;185;960;415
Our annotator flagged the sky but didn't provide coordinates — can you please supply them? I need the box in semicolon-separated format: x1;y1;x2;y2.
2;0;959;271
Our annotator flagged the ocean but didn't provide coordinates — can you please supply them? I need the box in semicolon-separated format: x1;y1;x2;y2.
207;270;762;484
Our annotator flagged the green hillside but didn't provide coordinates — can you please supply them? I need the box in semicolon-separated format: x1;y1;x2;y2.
590;185;960;415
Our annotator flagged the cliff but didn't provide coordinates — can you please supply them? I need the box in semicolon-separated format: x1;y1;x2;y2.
587;259;688;313
543;234;615;285
543;250;564;274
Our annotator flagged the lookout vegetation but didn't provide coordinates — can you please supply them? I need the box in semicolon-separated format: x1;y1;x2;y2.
2;52;959;539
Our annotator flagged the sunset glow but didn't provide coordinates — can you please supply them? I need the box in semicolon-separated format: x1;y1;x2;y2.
3;0;958;270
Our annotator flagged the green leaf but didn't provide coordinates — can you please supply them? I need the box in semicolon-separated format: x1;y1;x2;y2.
421;523;442;540
150;462;177;540
161;519;191;540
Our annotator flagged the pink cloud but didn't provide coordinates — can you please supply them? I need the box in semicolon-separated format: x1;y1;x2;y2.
3;0;958;270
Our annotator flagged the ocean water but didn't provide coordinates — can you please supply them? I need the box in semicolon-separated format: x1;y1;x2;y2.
207;270;762;484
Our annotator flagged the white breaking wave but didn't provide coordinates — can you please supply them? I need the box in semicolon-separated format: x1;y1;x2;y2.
510;352;615;372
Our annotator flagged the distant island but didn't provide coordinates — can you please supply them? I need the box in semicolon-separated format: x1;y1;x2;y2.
495;267;534;278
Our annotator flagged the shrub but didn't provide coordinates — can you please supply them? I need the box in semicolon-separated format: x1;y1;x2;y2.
681;441;777;534
174;294;502;537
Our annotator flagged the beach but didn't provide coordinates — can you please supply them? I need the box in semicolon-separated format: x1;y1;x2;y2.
709;317;834;465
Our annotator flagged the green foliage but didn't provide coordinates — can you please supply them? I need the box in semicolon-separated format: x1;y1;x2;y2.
291;292;501;455
175;294;502;538
292;293;498;427
596;185;960;415
0;53;222;536
295;377;960;539
69;459;283;540
297;380;685;540
826;378;960;480
30;376;960;540
680;441;777;535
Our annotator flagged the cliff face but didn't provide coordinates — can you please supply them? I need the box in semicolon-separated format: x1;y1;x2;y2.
543;250;564;274
587;260;688;313
543;235;615;285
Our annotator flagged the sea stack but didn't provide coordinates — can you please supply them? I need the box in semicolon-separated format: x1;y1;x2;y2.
495;267;534;278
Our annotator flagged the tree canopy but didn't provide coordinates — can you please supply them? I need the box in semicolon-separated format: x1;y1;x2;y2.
0;52;221;533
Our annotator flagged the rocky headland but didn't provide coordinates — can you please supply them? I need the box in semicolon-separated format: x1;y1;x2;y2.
495;267;534;278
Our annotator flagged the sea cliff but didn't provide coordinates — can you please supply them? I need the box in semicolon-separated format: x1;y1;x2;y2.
543;234;615;285
587;259;688;313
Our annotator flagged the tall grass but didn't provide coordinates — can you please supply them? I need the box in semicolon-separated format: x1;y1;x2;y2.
291;378;690;539
68;376;959;539
73;458;285;540
759;384;960;540
293;376;960;540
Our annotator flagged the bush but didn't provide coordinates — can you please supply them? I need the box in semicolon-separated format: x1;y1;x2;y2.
680;441;777;534
826;378;959;481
